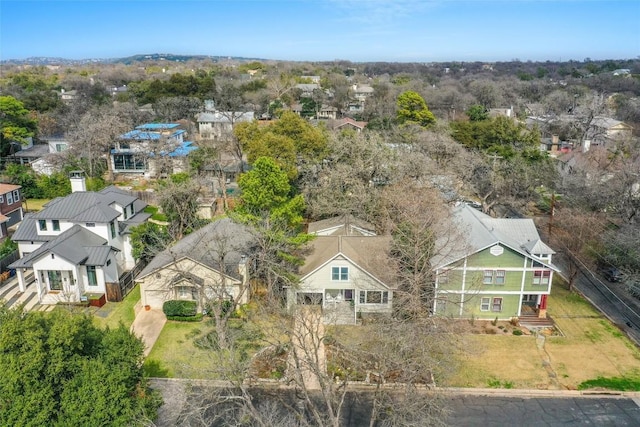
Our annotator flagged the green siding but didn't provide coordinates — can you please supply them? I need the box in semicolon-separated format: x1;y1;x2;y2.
522;270;553;292
467;245;525;268
463;294;521;320
434;293;463;317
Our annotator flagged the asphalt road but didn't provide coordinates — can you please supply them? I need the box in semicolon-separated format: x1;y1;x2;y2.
151;379;640;426
446;395;640;426
555;254;640;346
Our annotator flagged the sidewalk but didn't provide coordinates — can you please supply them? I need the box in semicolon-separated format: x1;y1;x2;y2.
130;308;167;356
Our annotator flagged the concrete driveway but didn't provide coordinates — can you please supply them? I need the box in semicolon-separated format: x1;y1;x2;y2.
130;308;167;356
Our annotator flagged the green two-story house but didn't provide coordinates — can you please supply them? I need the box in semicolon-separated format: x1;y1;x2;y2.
433;204;558;320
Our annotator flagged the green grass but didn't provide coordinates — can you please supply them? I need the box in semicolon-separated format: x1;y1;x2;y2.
144;318;264;379
143;205;168;222
24;199;51;212
578;375;640;391
93;285;140;330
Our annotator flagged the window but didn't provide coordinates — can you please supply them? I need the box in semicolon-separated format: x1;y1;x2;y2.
0;195;4;203
359;290;389;304
480;297;491;311
7;192;13;205
130;204;135;216
176;286;196;300
106;259;111;266
533;270;551;285
492;297;503;312
86;222;95;227
483;270;505;285
13;190;19;202
52;220;60;231
87;266;97;286
110;221;116;238
123;208;128;220
55;143;66;152
38;220;47;231
331;266;348;281
438;271;449;284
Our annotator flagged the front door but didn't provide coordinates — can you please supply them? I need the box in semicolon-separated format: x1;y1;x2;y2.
48;270;62;291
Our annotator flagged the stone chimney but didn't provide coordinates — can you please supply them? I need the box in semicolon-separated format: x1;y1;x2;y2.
69;170;86;192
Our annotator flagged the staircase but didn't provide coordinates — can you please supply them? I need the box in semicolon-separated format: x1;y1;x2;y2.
519;313;555;328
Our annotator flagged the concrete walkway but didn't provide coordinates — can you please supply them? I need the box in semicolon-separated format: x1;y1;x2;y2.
0;276;53;312
130;308;167;356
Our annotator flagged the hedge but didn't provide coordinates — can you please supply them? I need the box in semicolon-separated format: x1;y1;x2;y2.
162;300;197;317
166;314;204;322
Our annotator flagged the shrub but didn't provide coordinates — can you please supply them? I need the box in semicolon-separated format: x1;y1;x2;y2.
492;317;498;326
162;300;197;317
0;239;18;258
166;314;203;322
512;329;523;336
205;300;234;317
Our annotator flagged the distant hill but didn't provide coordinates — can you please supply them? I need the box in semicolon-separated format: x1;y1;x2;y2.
0;53;264;66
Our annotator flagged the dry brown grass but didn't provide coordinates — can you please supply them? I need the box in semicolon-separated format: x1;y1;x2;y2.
445;281;640;389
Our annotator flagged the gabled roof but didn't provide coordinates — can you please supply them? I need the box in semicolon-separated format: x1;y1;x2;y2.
300;235;395;288
138;218;256;281
31;192;121;223
307;215;376;236
11;214;54;243
196;111;255;123
99;186;137;206
10;225;115;268
433;203;556;269
0;183;21;194
331;117;368;130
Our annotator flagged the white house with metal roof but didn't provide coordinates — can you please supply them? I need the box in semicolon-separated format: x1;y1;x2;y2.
432;203;558;321
111;123;197;178
10;174;150;305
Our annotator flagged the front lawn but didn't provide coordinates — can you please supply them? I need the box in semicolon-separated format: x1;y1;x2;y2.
24;198;51;212
92;285;140;330
446;279;640;390
144;318;263;379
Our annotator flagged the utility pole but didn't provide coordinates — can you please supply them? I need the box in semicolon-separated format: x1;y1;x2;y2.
548;193;556;236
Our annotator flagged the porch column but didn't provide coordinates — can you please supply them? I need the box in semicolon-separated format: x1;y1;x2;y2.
17;268;26;292
538;294;548;318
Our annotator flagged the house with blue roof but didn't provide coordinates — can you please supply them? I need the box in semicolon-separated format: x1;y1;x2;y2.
9;173;151;305
111;123;197;178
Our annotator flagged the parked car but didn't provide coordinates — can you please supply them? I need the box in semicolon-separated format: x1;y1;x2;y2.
602;267;623;282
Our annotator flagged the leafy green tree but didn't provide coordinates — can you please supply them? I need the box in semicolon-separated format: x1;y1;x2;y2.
0;306;161;426
3;164;41;198
396;91;436;128
234;111;328;180
130;222;172;263
0;96;38;156
233;157;310;295
466;104;489;121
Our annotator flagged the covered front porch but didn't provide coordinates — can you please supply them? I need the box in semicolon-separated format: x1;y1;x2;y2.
521;293;549;318
295;289;356;325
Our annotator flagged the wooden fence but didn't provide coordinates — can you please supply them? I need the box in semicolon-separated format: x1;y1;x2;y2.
106;260;147;302
0;250;19;273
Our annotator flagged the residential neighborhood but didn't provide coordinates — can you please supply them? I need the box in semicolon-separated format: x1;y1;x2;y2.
1;51;639;426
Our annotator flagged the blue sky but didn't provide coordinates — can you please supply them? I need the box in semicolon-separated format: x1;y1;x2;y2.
1;0;638;62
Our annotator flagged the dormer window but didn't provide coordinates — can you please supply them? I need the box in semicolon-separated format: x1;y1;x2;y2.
110;221;116;238
52;220;60;231
38;220;47;231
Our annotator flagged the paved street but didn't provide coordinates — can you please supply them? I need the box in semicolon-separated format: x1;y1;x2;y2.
556;254;640;346
446;395;640;426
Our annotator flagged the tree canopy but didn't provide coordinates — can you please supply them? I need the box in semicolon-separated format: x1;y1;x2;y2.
234;111;328;179
396;91;436;128
0;306;161;426
0;96;37;157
